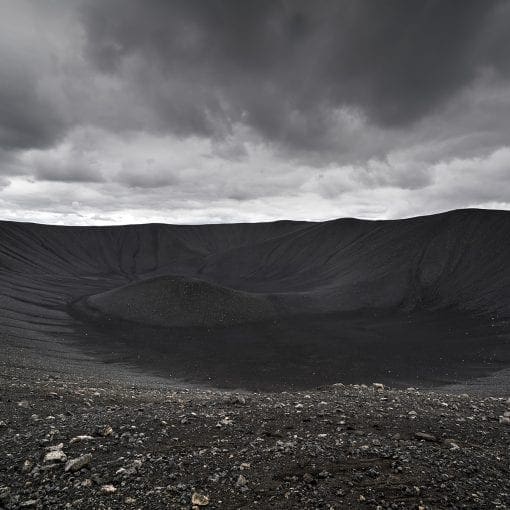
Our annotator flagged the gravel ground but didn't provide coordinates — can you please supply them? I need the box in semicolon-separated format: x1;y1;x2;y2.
1;367;509;510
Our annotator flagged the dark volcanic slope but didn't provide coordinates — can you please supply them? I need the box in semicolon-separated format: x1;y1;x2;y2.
1;208;510;390
82;275;279;328
200;209;510;315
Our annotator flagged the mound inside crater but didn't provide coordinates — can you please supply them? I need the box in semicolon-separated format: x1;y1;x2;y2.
81;275;278;328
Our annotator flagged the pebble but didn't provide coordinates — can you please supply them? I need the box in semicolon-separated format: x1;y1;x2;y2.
216;417;233;427
70;435;94;443
22;460;34;473
44;450;67;463
236;474;247;487
19;499;38;508
415;432;436;442
64;453;92;472
96;424;113;437
191;492;210;506
100;484;117;494
444;438;460;450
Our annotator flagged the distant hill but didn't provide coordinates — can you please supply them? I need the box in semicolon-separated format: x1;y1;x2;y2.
1;209;509;324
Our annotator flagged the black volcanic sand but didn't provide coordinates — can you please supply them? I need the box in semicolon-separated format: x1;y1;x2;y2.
1;208;510;392
1;209;510;509
71;305;510;392
1;367;509;509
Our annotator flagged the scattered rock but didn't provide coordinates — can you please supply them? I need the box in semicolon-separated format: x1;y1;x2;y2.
236;474;247;487
64;453;92;472
70;435;94;443
444;438;460;450
191;492;209;506
216;417;233;427
19;499;38;508
22;459;33;473
1;373;509;509
100;484;117;494
95;424;113;437
44;450;67;463
415;432;437;442
229;394;246;405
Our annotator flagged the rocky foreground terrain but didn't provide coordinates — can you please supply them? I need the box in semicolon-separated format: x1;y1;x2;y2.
1;368;509;510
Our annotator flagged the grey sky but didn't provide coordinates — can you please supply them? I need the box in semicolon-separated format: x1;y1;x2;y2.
0;0;509;225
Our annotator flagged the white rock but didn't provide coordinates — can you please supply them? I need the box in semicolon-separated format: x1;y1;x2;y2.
64;453;92;472
100;484;117;494
69;435;94;443
44;450;67;463
96;424;113;437
191;492;209;506
19;499;38;508
216;417;233;427
22;460;33;472
46;443;64;451
236;474;247;487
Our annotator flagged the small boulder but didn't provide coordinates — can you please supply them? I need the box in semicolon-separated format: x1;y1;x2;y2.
65;453;92;472
414;432;436;442
191;492;209;506
44;450;67;463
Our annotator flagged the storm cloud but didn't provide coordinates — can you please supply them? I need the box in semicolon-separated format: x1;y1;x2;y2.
0;0;509;224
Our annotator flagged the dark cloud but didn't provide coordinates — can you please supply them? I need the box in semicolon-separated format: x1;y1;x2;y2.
33;160;104;183
0;0;509;223
79;0;508;149
0;55;66;150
